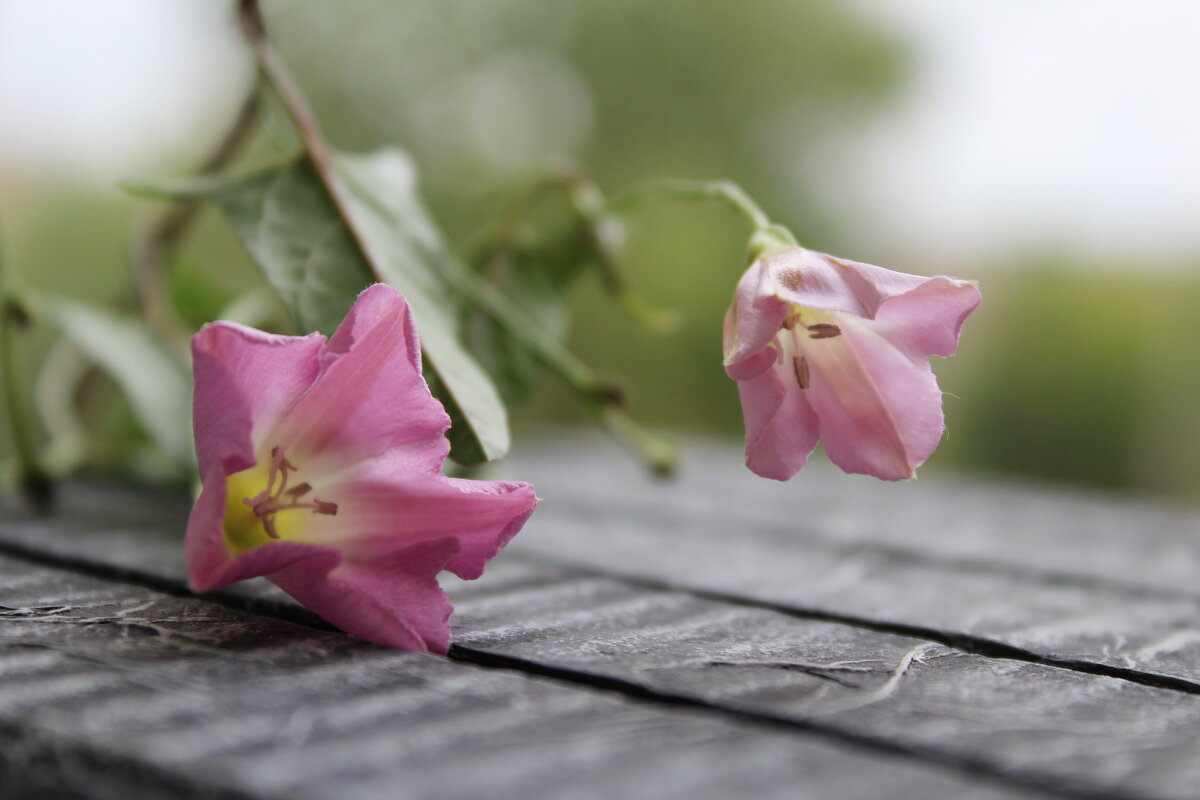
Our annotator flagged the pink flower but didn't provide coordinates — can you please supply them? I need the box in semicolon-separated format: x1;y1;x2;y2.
185;284;537;654
723;246;980;482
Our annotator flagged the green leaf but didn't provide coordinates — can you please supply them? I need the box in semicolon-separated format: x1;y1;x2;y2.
204;153;509;464
28;292;192;468
331;150;509;463
213;161;369;336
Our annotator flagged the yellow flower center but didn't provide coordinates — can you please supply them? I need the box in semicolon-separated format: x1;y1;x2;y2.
221;446;338;555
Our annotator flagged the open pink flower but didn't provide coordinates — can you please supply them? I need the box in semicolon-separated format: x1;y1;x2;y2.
185;284;537;654
723;246;980;482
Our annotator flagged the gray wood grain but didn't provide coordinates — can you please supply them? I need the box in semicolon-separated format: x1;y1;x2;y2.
0;552;1030;800
507;436;1200;680
3;437;1200;799
450;558;1200;800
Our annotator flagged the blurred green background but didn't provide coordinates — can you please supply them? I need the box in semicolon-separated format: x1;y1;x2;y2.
1;0;1198;499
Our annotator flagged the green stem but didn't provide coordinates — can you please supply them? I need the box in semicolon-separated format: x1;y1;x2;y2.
238;0;334;179
564;172;680;332
465;165;677;334
608;178;774;232
598;405;678;478
0;233;51;509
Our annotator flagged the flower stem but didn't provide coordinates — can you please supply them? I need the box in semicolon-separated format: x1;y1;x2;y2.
238;0;333;178
608;179;774;232
465;164;678;334
0;231;52;510
598;405;678;478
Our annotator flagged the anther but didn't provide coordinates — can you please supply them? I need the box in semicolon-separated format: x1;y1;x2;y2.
793;356;809;389
807;323;841;339
285;482;312;499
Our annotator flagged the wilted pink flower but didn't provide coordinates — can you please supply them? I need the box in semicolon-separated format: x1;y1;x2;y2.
185;284;537;654
724;246;980;482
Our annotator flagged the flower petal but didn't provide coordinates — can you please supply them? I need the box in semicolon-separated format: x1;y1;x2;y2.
873;277;982;358
763;248;934;319
725;342;779;382
191;322;325;477
271;286;451;475
804;316;945;480
738;353;821;481
313;470;537;581
270;538;459;654
723;260;790;368
324;283;421;369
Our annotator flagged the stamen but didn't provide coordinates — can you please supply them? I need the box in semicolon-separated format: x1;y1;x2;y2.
242;447;337;539
793;356;809;389
807;323;841;339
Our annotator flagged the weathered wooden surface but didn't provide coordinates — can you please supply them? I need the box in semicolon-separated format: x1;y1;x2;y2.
3;435;1200;799
0;554;1026;800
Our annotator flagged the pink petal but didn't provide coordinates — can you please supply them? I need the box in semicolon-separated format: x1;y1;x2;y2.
725;342;779;382
270;286;451;475
873;277;982;358
762;249;933;319
270;538;459;654
191;322;325;477
737;354;821;481
723;260;789;369
315;470;538;581
805;316;945;480
324;284;421;370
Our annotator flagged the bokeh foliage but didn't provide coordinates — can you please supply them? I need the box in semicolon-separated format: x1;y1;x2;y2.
2;0;1198;500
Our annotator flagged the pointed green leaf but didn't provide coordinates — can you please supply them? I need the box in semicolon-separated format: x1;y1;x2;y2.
213;161;369;336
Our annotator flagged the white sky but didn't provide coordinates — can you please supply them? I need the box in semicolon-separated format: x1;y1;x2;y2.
817;0;1200;267
0;0;249;182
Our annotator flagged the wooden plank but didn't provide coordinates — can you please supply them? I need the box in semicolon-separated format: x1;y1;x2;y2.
1;475;1197;798
450;559;1200;800
513;435;1200;592
0;552;1032;800
504;437;1200;680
